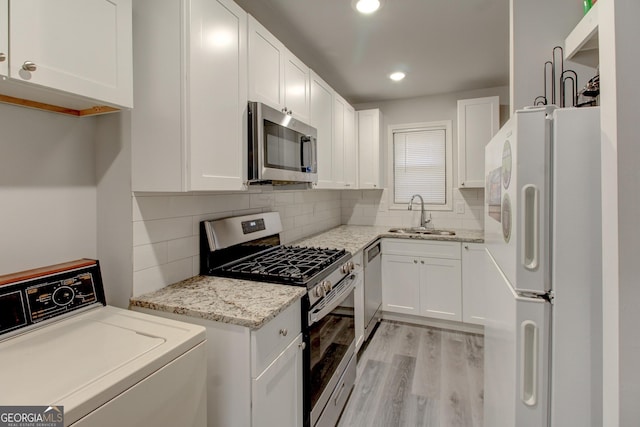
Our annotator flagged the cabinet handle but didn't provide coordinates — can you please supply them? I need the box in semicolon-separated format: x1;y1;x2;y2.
413;260;418;264
298;341;306;350
420;260;424;264
464;245;469;250
279;328;288;337
288;110;293;116
282;107;288;113
22;61;37;72
0;53;6;62
461;182;466;186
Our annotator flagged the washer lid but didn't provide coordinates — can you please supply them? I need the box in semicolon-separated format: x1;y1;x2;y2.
0;306;205;425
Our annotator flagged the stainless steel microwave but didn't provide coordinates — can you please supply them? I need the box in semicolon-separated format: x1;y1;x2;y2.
248;101;318;184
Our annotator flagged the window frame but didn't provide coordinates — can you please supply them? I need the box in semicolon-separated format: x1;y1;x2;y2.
387;120;453;211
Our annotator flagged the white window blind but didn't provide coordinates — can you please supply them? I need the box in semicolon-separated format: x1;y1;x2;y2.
393;129;447;205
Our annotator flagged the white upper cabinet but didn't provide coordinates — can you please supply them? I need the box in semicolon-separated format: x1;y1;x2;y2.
248;15;309;123
283;52;310;123
309;71;334;189
333;93;357;188
248;16;284;110
457;96;499;188
357;109;383;189
0;0;132;114
132;0;247;192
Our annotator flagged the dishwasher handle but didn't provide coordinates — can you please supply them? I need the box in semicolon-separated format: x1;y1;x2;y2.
365;241;381;264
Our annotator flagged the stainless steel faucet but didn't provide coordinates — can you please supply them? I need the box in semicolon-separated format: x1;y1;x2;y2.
408;194;432;229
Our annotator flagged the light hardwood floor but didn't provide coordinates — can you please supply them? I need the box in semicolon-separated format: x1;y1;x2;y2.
338;321;484;427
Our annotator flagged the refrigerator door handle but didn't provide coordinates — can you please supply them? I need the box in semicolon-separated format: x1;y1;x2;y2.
521;185;539;270
520;320;538;406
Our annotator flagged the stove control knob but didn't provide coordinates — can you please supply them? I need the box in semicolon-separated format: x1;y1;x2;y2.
322;280;332;293
348;261;355;272
340;263;350;274
314;286;325;298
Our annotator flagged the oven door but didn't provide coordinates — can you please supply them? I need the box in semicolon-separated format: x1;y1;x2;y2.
307;275;356;427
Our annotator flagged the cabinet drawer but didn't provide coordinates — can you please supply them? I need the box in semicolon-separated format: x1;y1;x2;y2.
382;239;460;259
251;300;301;376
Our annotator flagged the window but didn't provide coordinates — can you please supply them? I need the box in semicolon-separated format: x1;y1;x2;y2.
388;121;453;211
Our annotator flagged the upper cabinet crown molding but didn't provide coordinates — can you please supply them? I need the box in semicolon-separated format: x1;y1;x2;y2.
457;96;500;188
131;0;248;192
248;15;310;123
0;0;133;116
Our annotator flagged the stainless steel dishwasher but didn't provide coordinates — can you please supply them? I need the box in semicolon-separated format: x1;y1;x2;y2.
363;240;382;342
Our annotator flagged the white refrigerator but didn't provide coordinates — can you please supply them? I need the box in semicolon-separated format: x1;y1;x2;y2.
483;106;602;427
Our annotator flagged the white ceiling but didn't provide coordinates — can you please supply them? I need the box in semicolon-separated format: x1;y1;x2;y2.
234;0;510;104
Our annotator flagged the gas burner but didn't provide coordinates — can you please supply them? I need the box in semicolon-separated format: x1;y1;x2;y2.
214;245;349;287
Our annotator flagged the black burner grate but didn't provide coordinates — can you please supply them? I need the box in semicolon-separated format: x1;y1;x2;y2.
217;246;347;286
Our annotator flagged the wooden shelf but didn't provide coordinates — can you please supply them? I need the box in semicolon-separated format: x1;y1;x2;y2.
564;1;599;68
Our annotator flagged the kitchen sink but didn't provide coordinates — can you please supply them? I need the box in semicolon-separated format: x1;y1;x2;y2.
388;227;456;236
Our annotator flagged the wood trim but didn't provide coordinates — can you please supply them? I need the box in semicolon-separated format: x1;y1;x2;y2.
0;94;120;117
0;259;97;286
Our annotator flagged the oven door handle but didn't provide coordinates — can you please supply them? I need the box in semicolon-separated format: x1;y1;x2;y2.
308;278;356;326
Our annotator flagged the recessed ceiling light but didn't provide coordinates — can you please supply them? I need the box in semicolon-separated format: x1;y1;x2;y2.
356;0;380;14
390;72;406;81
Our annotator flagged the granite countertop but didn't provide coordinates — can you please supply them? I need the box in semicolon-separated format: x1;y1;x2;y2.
131;225;483;330
129;276;306;330
293;225;484;254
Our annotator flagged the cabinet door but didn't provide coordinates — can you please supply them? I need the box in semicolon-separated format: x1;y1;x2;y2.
0;0;7;77
310;71;334;189
343;102;357;188
188;0;247;191
283;51;309;122
357;109;382;189
462;243;486;325
457;96;499;188
252;333;303;427
419;258;462;321
9;0;132;108
333;95;346;187
381;254;420;315
248;16;284;111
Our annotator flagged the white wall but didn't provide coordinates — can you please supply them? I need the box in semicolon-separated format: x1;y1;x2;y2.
599;0;640;424
131;189;342;296
0;104;98;275
349;86;508;230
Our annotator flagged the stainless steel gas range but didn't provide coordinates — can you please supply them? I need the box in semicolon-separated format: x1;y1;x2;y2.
200;212;358;427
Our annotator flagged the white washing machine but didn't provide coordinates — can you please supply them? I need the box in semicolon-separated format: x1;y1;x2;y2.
0;260;206;427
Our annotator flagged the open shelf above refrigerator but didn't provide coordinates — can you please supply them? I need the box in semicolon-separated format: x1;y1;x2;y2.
564;1;599;68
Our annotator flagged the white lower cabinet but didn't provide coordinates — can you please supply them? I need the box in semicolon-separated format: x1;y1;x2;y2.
381;239;462;322
134;300;302;427
381;254;420;315
462;243;486;325
252;333;303;427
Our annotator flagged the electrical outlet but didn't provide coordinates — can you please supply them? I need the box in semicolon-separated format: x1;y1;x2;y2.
456;201;465;214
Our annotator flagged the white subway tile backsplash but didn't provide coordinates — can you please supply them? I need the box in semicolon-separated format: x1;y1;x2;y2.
132;189;343;296
168;236;198;262
133;242;168;271
133;216;193;246
133;258;194;296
